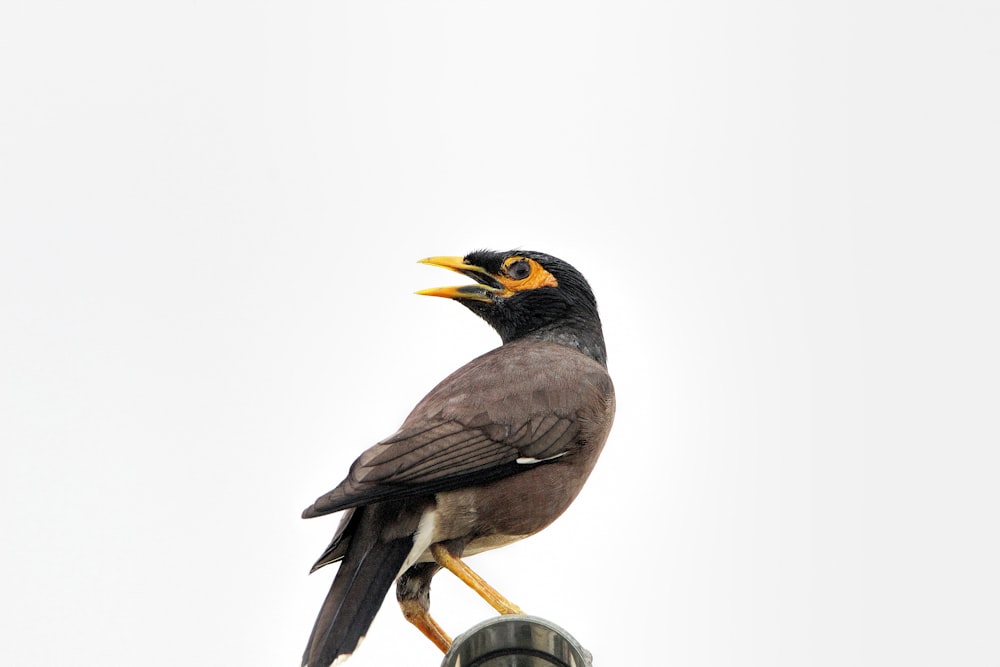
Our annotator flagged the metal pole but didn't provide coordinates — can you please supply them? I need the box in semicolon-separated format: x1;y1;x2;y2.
441;615;593;667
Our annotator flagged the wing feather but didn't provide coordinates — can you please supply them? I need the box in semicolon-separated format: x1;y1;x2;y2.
302;341;611;518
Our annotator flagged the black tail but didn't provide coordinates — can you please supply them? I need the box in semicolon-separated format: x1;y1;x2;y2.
302;511;413;667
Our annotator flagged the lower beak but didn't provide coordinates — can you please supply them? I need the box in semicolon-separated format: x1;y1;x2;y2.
416;284;500;302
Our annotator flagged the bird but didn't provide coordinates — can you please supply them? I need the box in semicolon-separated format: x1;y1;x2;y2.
300;249;616;667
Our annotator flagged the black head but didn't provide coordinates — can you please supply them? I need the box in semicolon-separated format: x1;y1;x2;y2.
418;249;607;365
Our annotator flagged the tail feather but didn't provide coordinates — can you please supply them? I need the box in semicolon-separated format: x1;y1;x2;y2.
302;518;412;667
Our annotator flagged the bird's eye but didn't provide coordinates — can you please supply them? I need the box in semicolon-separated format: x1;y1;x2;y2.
505;259;532;281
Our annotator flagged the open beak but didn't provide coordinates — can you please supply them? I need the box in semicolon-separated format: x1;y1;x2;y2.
417;256;505;303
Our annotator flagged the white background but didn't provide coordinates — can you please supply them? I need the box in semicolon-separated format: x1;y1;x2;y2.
2;2;998;666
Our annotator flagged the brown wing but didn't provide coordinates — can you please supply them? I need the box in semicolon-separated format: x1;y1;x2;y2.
302;339;613;518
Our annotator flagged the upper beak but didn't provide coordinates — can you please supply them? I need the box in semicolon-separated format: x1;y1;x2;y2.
417;256;504;302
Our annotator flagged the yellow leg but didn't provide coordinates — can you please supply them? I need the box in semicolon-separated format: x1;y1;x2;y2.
430;544;523;615
399;599;452;653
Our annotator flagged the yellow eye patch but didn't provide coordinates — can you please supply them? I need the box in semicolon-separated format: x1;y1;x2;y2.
496;257;559;293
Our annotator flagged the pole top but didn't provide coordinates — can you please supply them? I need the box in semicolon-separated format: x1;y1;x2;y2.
441;614;593;667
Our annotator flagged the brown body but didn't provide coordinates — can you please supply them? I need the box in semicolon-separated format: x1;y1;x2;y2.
407;339;613;564
305;339;614;570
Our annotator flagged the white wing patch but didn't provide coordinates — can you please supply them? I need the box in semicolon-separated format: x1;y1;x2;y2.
515;451;569;465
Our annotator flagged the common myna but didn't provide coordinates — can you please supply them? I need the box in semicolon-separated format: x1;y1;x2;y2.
301;249;615;666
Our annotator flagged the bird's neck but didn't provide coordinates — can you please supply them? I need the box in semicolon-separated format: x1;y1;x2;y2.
518;322;608;367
